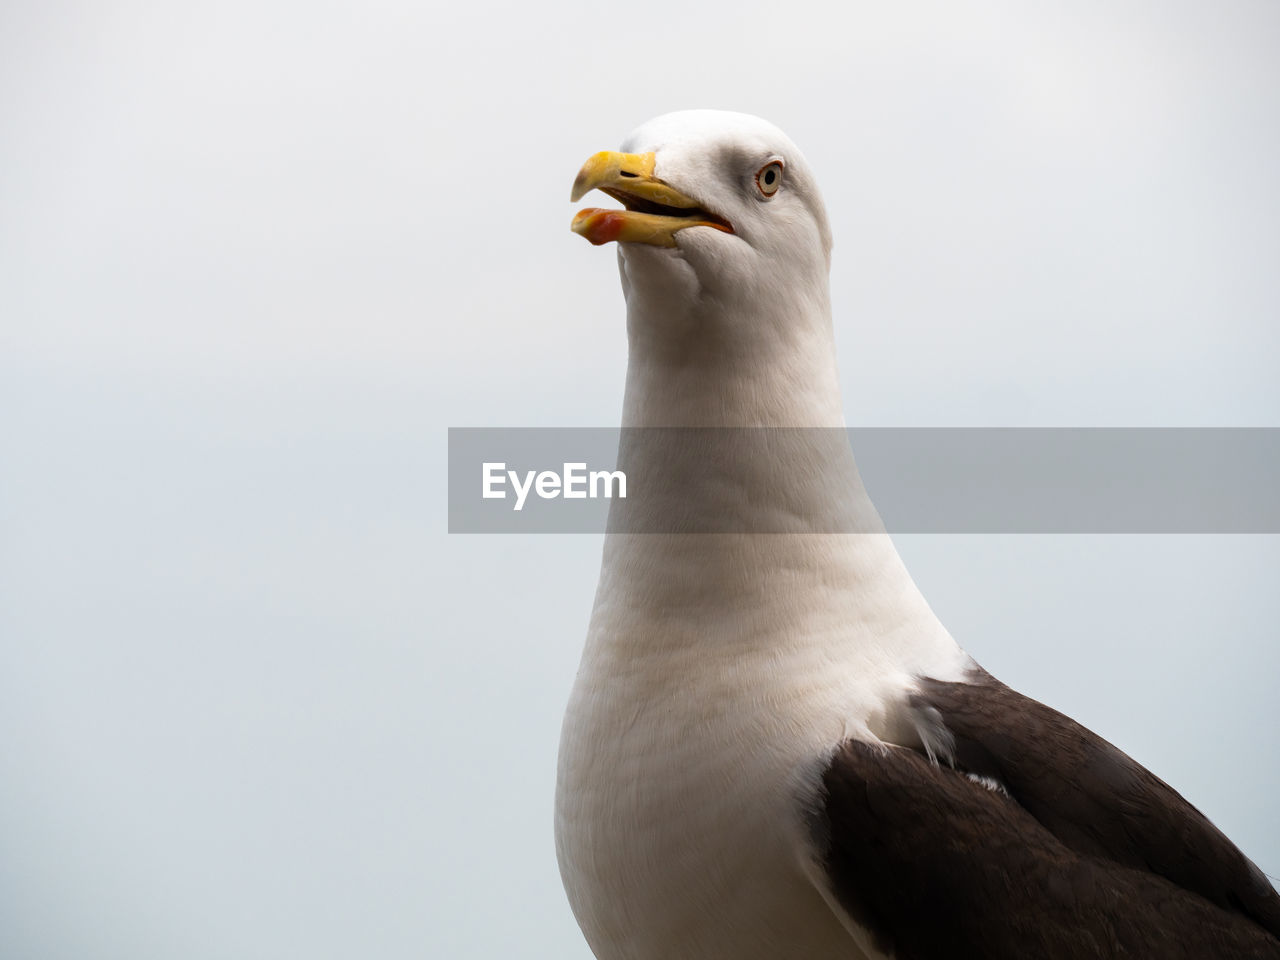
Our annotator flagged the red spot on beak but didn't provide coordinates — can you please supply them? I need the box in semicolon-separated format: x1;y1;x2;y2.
572;208;625;246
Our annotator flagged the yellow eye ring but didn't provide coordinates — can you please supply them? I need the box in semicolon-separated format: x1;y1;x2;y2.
756;161;784;198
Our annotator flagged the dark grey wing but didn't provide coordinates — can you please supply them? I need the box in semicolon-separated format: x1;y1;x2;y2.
814;671;1280;960
819;740;1280;960
915;670;1280;936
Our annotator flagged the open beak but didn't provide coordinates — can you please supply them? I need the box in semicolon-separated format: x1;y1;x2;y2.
569;151;733;247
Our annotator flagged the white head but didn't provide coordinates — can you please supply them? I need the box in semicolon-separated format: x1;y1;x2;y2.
570;111;842;425
572;111;833;339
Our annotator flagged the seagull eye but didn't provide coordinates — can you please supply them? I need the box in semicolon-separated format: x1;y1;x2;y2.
756;161;783;198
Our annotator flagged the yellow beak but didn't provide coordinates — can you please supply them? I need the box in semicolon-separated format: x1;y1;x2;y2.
569;151;732;247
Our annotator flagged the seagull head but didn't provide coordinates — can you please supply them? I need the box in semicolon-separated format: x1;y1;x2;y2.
570;111;833;310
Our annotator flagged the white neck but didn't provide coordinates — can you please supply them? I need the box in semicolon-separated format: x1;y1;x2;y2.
618;246;845;430
610;248;880;538
591;249;957;672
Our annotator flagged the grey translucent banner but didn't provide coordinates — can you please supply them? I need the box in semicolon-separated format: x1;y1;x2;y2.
447;428;1280;533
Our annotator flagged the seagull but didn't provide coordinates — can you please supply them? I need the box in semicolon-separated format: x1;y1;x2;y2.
555;110;1280;960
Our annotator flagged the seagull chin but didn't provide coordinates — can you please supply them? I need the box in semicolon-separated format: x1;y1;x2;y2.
555;110;1280;960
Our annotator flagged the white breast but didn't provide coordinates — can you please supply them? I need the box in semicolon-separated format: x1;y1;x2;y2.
555;532;971;960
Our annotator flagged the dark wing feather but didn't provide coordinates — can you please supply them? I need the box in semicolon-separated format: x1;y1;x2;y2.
820;740;1280;960
815;670;1280;960
915;670;1280;937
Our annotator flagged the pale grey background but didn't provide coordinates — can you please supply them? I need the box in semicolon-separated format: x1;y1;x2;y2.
2;1;1277;958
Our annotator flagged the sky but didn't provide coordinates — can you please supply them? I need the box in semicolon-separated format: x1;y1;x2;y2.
2;1;1278;957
